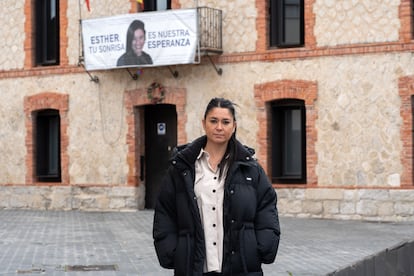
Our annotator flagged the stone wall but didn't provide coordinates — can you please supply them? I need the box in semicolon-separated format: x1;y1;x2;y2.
180;0;257;53
313;0;401;46
0;185;145;211
0;0;25;70
278;188;414;222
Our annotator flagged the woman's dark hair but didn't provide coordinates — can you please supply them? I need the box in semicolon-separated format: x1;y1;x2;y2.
204;97;238;179
126;20;145;52
204;97;236;122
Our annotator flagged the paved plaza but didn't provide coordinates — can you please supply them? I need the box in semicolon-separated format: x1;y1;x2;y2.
0;209;413;276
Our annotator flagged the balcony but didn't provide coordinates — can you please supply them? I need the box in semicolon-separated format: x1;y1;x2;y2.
198;7;223;55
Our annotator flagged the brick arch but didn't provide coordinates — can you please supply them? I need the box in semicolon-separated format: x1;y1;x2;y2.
399;76;414;187
124;87;187;186
24;92;70;185
254;80;318;186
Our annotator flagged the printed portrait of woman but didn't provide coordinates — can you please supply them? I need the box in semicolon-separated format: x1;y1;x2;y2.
117;20;153;66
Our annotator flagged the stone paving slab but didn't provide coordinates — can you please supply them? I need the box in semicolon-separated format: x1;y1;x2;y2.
0;210;413;276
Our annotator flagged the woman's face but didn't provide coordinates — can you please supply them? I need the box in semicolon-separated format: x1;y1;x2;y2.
132;28;145;56
203;107;236;146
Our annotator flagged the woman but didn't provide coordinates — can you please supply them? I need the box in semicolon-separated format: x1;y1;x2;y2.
153;98;280;276
117;20;153;66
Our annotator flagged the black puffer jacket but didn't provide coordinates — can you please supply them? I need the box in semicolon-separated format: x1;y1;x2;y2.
153;136;280;276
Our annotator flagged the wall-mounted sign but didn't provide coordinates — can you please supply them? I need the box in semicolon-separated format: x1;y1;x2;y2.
157;123;166;135
81;9;198;70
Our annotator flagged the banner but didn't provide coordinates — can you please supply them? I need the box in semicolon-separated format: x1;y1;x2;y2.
81;9;198;70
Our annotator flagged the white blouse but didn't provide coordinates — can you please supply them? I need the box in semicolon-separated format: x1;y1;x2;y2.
195;149;226;273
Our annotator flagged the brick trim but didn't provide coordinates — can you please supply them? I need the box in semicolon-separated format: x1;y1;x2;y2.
254;80;318;186
399;0;412;43
23;0;33;68
399;76;414;187
124;87;187;186
304;0;317;48
171;0;181;9
24;92;70;185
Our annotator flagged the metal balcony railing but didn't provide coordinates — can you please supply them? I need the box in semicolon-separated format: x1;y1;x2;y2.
198;7;223;55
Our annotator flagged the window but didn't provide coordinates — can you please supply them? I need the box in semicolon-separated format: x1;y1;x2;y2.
271;99;306;183
143;0;171;11
269;0;304;47
35;0;60;65
35;109;61;182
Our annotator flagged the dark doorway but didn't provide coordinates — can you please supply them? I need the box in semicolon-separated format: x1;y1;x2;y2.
144;104;177;209
35;109;61;182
